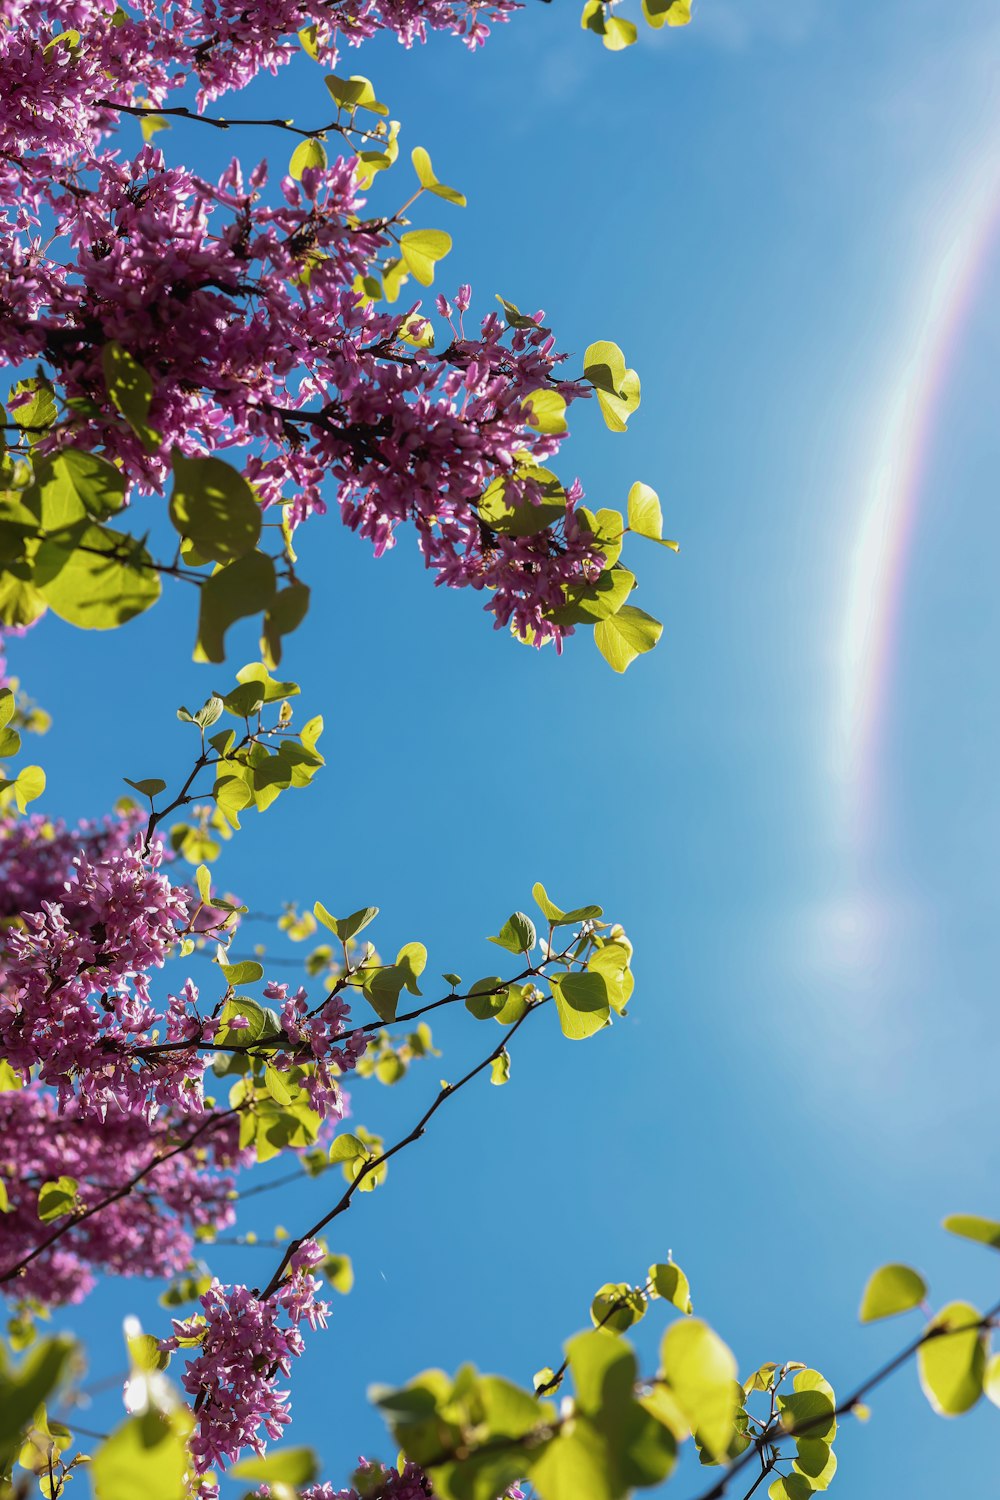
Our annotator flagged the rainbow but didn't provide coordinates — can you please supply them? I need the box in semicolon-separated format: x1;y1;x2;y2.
837;160;1000;837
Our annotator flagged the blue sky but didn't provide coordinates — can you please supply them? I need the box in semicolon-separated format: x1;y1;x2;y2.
10;0;1000;1494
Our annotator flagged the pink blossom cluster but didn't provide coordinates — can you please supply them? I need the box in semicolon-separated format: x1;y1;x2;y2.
3;142;598;643
264;980;368;1115
0;1083;240;1305
0;804;144;923
2;0;512;157
0;0;513;213
0;831;207;1116
164;1238;329;1473
2;0;605;647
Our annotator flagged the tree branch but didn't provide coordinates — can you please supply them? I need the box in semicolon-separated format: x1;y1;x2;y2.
98;99;387;145
0;1110;235;1286
255;1000;543;1299
685;1298;1000;1500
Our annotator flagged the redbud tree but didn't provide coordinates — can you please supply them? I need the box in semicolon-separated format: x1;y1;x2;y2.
0;2;997;1499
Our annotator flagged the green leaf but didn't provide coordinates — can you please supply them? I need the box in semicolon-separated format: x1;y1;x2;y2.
531;882;603;927
984;1352;1000;1408
602;15;637;47
490;1049;510;1085
102;343;160;451
465;977;507;1021
219;959;264;986
942;1213;1000;1248
494;982;531;1025
232;1448;319;1486
290;137;328;180
411;146;466;206
236;661;300;704
793;1440;837;1491
29;449;125;525
169;453;262;563
91;1410;195;1500
776;1371;837;1443
0;572;47;628
551;970;611;1040
583;340;641;432
395;941;426;995
478;464;566;538
0;1338;74;1467
768;1479;815;1500
522;389;568;435
917;1301;986;1416
194;693;225;728
214;772;253;829
495;295;541;331
139;110;170;144
381;258;409;303
195;865;212;903
363;966;406;1023
555;1330;677;1493
123;778;166;800
10;378;56;441
488;911;537;954
594;605;662;673
649;1262;693;1314
219;997;271;1047
578;507;625;568
264;1064;292;1106
591;1283;646;1333
581;0;606;35
627;481;679;550
552;567;635;626
399;230;452;287
660;1318;738;1462
324;72;388;114
12;765;45;813
588;942;633;1014
321;1252;354;1294
37;1177;78;1222
262;581;311;668
643;0;691;27
314;903;379;941
329;1133;367;1164
0;689;13;730
858;1263;927;1323
34;522;160;629
194;550;276;663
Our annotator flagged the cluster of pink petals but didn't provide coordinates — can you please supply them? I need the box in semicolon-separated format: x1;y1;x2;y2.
2;0;604;647
0;804;144;921
0;832;206;1116
0;0;514;212
0;1084;240;1305
164;1238;329;1472
264;979;367;1115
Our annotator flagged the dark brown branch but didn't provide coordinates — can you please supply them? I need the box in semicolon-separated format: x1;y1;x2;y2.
96;100;387;144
